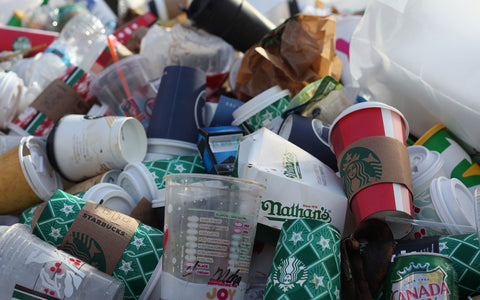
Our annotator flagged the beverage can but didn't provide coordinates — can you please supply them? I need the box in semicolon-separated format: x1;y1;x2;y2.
386;253;458;299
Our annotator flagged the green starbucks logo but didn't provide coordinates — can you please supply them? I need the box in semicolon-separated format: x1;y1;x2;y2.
62;231;107;272
340;147;382;198
12;36;32;51
272;257;308;293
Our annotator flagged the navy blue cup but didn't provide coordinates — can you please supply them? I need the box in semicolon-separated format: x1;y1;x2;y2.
147;65;206;144
278;114;338;172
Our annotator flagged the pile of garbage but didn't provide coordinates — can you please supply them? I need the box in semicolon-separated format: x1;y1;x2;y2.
1;0;480;299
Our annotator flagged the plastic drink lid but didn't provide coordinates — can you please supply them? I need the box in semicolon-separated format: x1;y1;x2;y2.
83;183;137;215
0;72;23;129
118;162;157;201
328;101;410;151
151;189;166;208
408;145;444;188
232;86;290;125
430;177;475;229
19;136;63;201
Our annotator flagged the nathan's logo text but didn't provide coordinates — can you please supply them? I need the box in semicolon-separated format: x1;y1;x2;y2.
261;200;331;223
283;152;302;179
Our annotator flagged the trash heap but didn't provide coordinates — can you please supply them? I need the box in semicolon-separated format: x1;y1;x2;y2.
1;0;480;299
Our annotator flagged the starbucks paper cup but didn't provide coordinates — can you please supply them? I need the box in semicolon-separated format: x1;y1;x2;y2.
0;136;62;214
232;86;290;134
24;190;164;300
263;219;341;299
329;101;413;239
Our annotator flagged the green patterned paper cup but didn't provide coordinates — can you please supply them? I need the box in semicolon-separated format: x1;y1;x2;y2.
20;190;164;300
232;86;290;134
263;219;341;300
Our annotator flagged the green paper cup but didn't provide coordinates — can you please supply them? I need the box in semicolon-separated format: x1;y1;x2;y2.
263;219;341;300
20;190;164;300
232;86;290;134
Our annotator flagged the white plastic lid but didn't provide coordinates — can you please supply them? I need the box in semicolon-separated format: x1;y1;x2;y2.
145;138;198;161
101;169;122;184
408;145;444;189
19;136;63;201
0;71;23;129
328;101;410;151
232;86;290;126
430;177;475;233
118;162;157;202
151;189;166;209
83;183;137;215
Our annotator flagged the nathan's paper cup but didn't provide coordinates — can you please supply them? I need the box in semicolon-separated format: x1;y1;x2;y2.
408;145;450;238
278;114;337;171
0;223;125;299
147;65;206;145
329;101;413;239
23;190;164;300
161;174;265;300
0;136;62;214
232;86;290;134
90;55;157;129
82;183;137;215
143;138;198;162
415;124;480;194
263;219;341;300
46;114;147;182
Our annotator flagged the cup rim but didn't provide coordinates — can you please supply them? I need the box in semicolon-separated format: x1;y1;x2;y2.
232;86;289;126
163;173;266;190
328;101;410;152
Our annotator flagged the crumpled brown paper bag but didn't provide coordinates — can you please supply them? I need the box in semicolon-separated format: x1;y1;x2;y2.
234;14;342;101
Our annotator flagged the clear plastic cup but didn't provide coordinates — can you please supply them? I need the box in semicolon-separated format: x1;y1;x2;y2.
0;223;124;299
161;174;265;300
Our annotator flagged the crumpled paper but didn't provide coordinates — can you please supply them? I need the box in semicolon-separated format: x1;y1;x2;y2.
234;14;342;101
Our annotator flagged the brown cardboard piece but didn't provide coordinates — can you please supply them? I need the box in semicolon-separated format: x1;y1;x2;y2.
234;14;342;101
129;197;163;231
60;201;139;275
31;79;91;122
337;136;413;202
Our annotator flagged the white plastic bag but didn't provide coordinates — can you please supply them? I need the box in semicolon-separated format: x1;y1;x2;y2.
350;0;480;150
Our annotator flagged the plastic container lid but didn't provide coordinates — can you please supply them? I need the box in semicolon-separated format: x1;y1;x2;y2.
144;138;198;162
430;176;475;234
19;136;63;201
117;162;157;202
408;145;445;190
151;189;166;209
0;71;23;129
83;183;137;215
232;86;290;126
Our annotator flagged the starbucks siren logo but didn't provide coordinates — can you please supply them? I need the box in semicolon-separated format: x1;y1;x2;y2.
340;147;382;198
273;257;308;293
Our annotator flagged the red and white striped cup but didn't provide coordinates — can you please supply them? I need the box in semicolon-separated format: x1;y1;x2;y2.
329;101;413;238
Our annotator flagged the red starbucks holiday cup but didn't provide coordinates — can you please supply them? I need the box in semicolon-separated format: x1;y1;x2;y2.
329;101;413;238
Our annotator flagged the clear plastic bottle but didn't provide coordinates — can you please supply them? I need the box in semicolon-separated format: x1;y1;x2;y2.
46;12;107;71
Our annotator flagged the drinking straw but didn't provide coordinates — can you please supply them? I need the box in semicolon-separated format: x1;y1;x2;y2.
0;43;47;62
106;35;132;99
